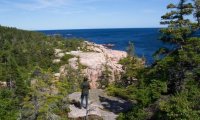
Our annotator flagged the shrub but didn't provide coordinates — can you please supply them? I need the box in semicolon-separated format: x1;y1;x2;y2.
158;92;200;120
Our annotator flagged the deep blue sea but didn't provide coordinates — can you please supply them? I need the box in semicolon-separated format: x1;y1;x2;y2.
39;28;172;64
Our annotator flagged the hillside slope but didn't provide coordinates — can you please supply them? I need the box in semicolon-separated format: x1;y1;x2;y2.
0;26;85;119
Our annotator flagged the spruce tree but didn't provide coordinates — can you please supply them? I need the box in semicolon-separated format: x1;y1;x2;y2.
193;0;200;26
126;41;135;57
159;0;197;94
160;0;193;46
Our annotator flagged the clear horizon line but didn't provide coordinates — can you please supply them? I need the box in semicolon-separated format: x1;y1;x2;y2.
35;27;164;31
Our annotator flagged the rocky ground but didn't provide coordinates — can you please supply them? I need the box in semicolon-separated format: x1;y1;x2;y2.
53;41;127;88
68;89;133;120
52;41;134;119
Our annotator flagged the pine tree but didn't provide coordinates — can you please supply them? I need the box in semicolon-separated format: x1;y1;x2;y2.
126;41;135;57
193;0;200;26
158;0;200;94
160;0;193;46
99;62;111;89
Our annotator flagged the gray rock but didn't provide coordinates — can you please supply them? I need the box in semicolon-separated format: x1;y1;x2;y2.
68;89;133;120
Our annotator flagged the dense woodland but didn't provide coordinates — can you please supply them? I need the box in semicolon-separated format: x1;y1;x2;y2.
0;26;85;119
0;0;200;120
107;0;200;119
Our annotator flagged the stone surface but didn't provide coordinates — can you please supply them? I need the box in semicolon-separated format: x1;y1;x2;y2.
53;59;61;63
0;81;7;88
54;73;60;78
30;79;37;86
54;49;62;55
53;41;127;88
68;89;133;120
63;41;127;88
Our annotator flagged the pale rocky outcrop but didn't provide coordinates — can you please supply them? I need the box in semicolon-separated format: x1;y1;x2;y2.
53;41;127;88
30;79;37;86
53;73;61;80
54;49;62;55
56;53;65;58
54;49;65;58
53;59;61;63
0;81;7;88
59;65;68;75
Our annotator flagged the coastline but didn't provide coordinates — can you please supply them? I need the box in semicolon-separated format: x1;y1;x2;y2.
39;28;166;65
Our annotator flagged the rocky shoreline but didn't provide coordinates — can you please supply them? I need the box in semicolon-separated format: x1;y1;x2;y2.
53;41;127;88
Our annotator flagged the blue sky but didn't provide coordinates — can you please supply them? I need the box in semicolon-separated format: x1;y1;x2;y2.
0;0;174;30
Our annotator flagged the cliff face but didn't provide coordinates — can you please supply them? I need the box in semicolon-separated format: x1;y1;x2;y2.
54;41;127;88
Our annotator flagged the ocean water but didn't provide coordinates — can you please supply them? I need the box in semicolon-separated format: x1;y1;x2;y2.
39;28;172;64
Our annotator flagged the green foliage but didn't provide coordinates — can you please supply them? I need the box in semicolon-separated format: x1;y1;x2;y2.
60;54;74;64
0;25;84;119
98;57;112;89
158;0;200;94
158;92;200;120
117;106;147;120
134;87;151;107
63;39;84;51
1;1;200;119
107;1;200;120
160;0;194;45
21;70;69;120
126;41;135;57
65;63;84;92
118;56;144;87
106;84;130;100
0;89;19;120
193;0;200;26
149;80;167;100
107;80;167;107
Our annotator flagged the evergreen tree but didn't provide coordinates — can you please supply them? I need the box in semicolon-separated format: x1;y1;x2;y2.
159;0;198;94
193;0;200;26
99;56;112;89
0;25;84;119
126;41;135;57
107;1;200;119
160;0;193;46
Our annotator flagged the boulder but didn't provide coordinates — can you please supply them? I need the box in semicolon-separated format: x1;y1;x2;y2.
56;53;65;58
54;49;62;55
53;59;61;63
0;81;7;88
